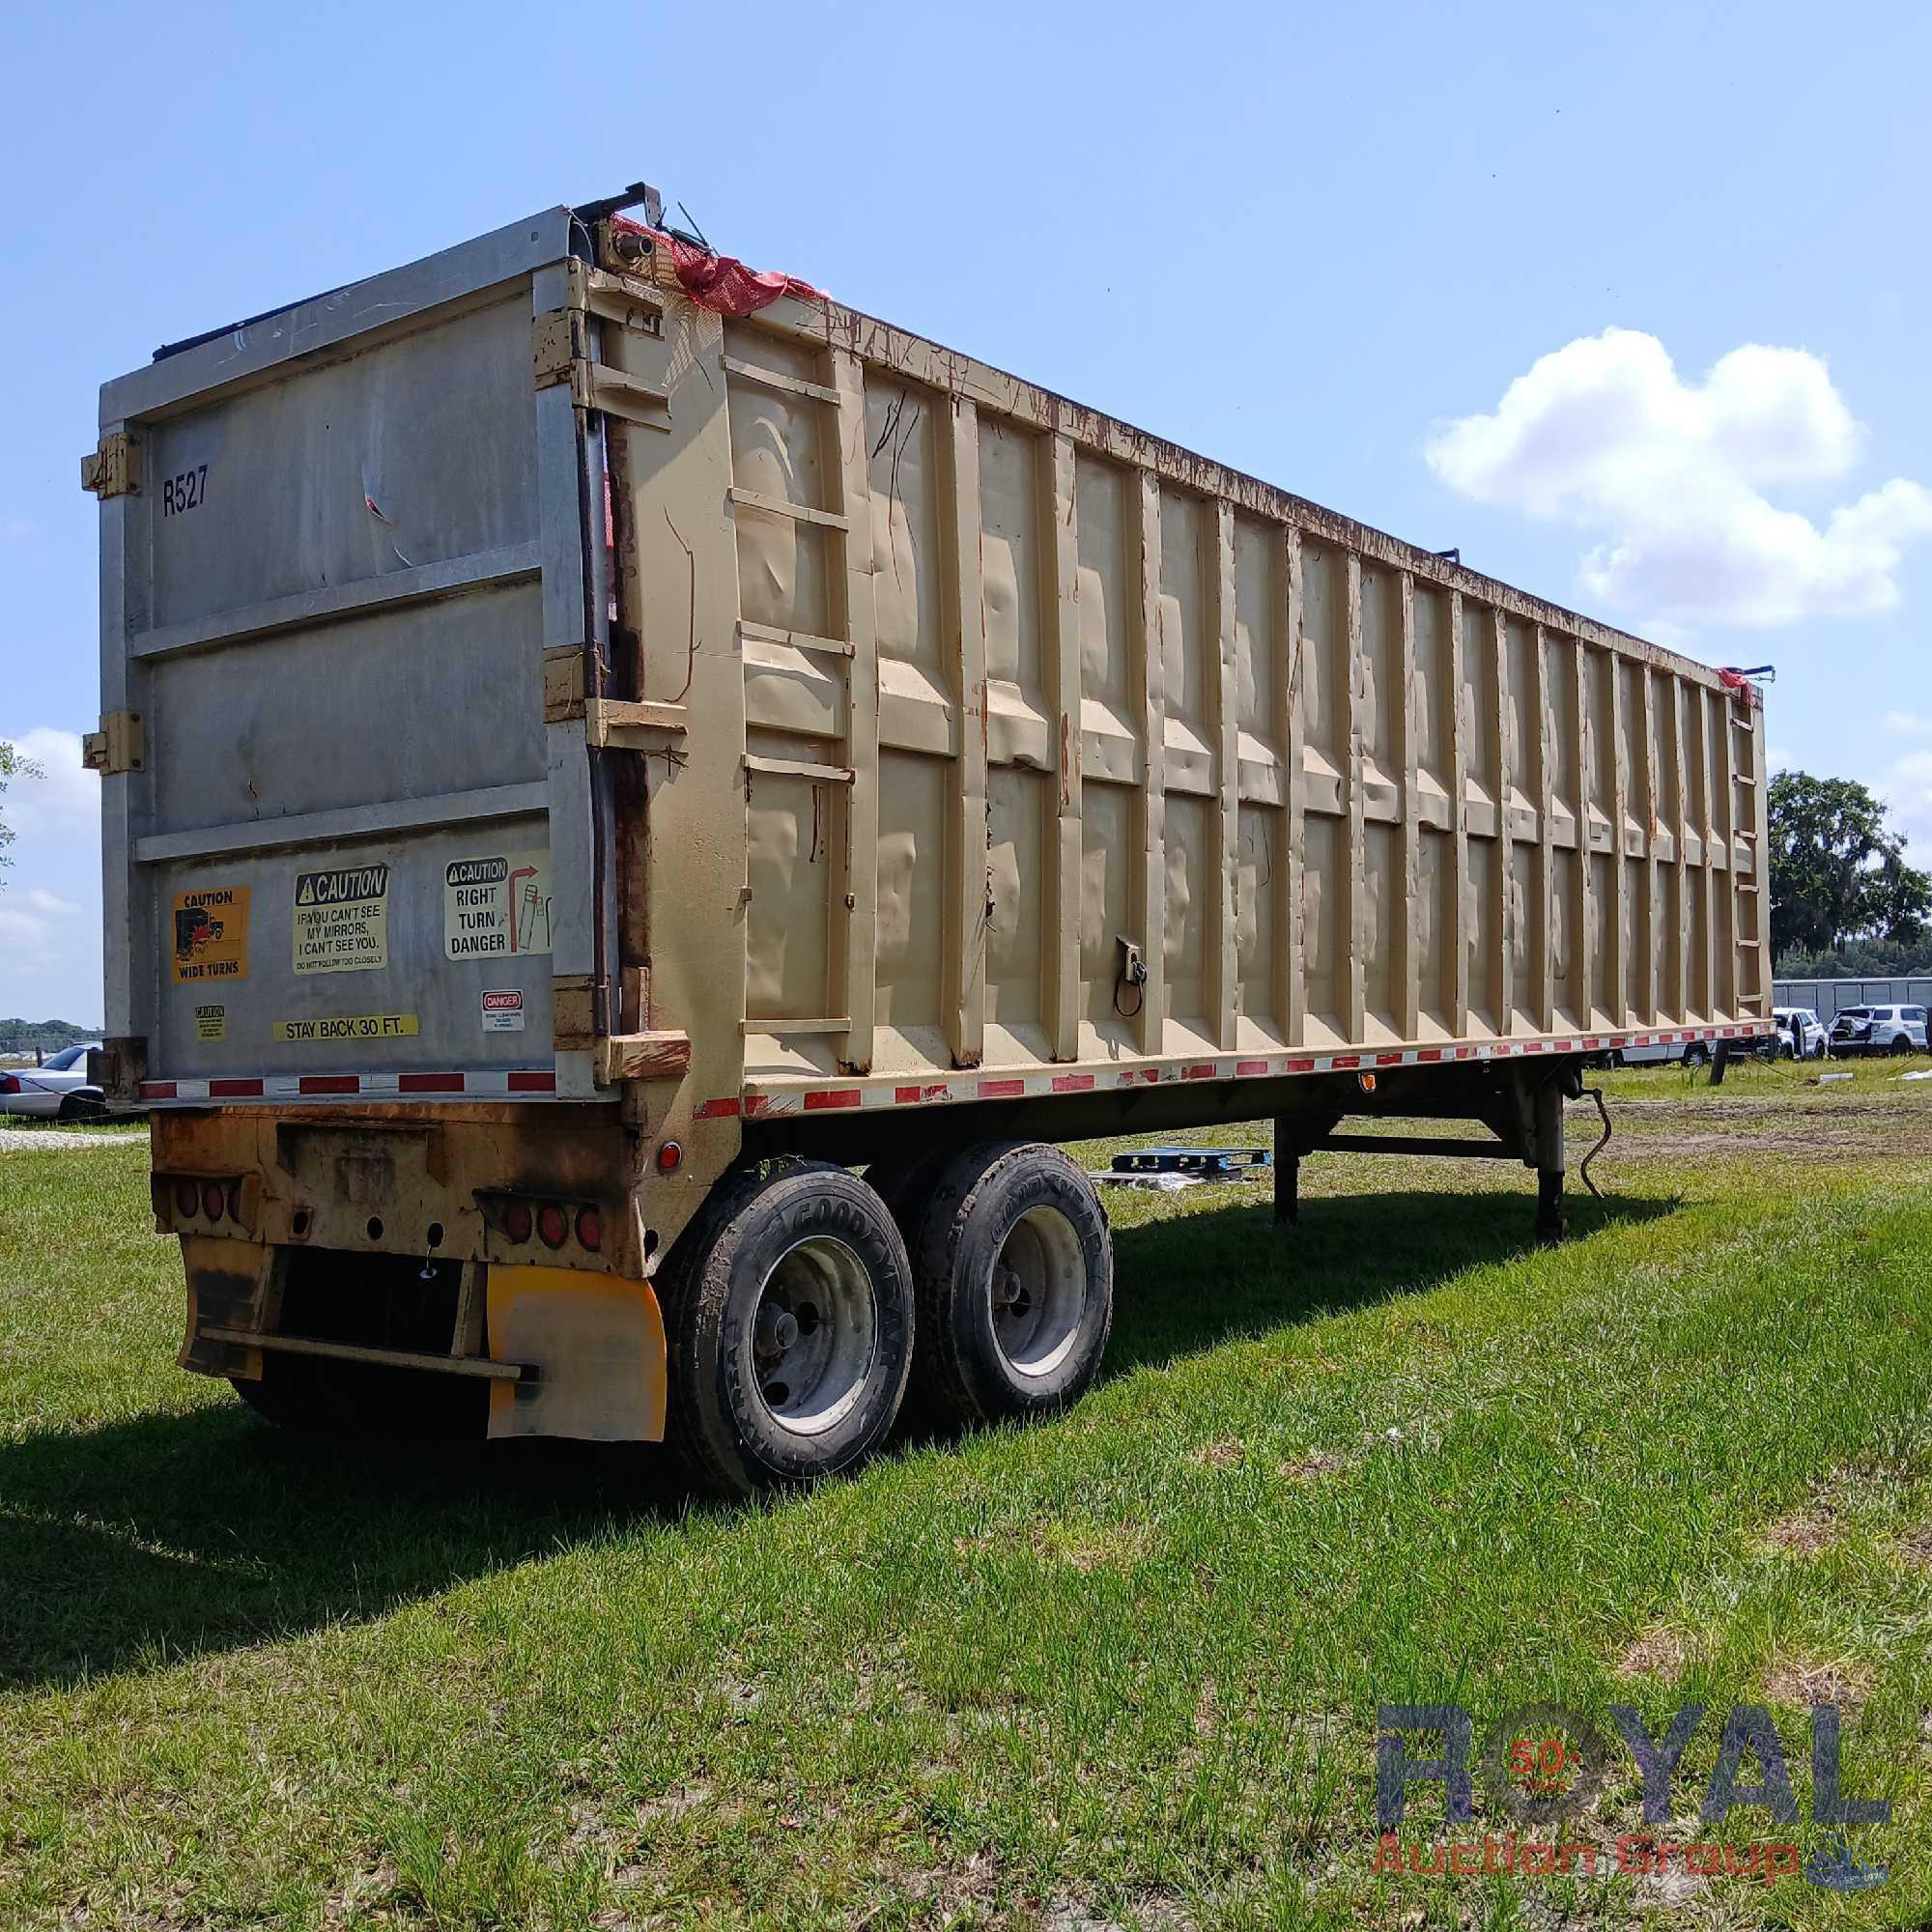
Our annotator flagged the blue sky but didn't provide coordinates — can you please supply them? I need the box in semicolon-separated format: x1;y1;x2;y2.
4;0;1929;1024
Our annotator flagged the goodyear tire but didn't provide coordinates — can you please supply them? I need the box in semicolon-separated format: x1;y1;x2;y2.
659;1160;915;1497
903;1142;1113;1431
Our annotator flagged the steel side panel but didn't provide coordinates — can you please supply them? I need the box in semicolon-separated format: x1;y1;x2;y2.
676;278;1771;1110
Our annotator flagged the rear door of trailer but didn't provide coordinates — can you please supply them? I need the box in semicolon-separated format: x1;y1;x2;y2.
92;213;605;1108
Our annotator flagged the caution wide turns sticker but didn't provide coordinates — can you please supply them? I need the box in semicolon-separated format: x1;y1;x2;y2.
171;886;249;984
444;850;552;960
294;865;389;976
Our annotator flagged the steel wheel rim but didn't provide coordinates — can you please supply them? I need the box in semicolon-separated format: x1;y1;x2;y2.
751;1235;878;1437
989;1205;1086;1379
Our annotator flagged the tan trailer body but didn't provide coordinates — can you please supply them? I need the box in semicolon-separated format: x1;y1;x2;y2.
597;225;1771;1134
90;194;1771;1475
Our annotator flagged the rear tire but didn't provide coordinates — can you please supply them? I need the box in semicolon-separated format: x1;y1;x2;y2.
864;1140;952;1232
1684;1043;1709;1068
657;1160;914;1497
1890;1034;1913;1057
902;1142;1113;1431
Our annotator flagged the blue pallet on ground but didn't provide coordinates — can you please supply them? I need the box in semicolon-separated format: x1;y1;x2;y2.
1108;1146;1272;1176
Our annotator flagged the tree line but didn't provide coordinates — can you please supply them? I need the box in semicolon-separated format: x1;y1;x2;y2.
1769;772;1931;976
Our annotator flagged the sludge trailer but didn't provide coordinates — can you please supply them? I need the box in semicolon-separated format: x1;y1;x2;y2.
84;185;1773;1492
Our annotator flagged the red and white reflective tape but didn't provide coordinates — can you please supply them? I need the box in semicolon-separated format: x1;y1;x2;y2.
137;1069;558;1103
729;1023;1775;1121
135;1022;1774;1111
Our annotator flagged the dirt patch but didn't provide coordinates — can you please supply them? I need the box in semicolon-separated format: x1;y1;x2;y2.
1605;1094;1932;1163
1615;1629;1688;1682
1187;1437;1244;1470
1765;1656;1871;1707
1610;1124;1932;1163
956;1519;1155;1573
1765;1508;1840;1556
1279;1450;1346;1482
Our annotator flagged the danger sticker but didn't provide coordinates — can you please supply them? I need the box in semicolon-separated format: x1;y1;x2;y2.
194;1004;226;1042
481;988;526;1034
294;864;389;976
171;885;249;984
444;849;552;960
272;1012;419;1043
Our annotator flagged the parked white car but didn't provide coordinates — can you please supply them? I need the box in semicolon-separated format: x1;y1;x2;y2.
0;1043;106;1119
1771;1007;1828;1060
1829;1005;1929;1057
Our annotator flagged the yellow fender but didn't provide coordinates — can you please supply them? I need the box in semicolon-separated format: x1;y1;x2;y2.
487;1264;668;1442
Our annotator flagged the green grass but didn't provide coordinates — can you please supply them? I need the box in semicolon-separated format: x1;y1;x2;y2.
4;1069;1932;1928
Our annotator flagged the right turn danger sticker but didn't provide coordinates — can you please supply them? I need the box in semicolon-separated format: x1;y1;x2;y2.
444;849;553;960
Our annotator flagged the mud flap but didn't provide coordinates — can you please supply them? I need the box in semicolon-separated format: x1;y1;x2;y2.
485;1264;668;1442
180;1236;273;1380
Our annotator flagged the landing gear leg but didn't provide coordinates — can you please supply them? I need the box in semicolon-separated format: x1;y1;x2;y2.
1273;1129;1300;1227
1533;1076;1569;1245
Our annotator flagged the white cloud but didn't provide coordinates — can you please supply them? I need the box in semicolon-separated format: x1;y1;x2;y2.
1426;328;1932;633
0;887;80;952
1;729;103;1020
1884;709;1932;736
3;726;99;842
1883;750;1932;867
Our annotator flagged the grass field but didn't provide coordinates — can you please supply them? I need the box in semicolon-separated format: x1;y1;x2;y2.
5;1060;1932;1928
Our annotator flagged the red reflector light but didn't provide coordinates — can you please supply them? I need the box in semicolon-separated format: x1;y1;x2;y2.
174;1178;198;1218
537;1203;568;1250
575;1206;602;1252
656;1139;682;1174
503;1200;533;1243
201;1181;226;1222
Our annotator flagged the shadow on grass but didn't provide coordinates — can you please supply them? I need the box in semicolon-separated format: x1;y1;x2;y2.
0;1186;1674;1692
1103;1184;1675;1378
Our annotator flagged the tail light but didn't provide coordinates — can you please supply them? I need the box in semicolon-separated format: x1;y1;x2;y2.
226;1179;244;1222
0;1075;18;1095
201;1181;226;1222
491;1192;601;1252
174;1178;199;1218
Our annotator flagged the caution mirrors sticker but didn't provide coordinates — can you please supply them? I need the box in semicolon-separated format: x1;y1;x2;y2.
171;885;249;984
445;849;552;960
294;865;390;976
